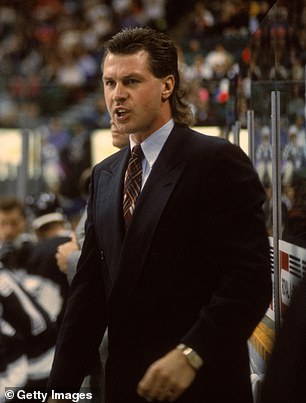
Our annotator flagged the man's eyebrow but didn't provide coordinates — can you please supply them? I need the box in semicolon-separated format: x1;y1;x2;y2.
103;73;144;80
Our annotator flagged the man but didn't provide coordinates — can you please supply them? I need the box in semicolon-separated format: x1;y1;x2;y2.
0;197;26;244
0;197;32;268
48;27;271;403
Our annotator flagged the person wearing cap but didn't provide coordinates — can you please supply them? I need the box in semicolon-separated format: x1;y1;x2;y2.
30;192;70;240
24;192;70;328
282;125;305;186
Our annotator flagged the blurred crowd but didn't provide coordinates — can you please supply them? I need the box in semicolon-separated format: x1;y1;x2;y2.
2;1;306;235
247;0;306;247
0;0;277;211
2;0;306;237
0;0;267;130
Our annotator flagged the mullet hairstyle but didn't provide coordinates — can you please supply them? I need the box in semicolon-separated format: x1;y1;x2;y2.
103;27;195;127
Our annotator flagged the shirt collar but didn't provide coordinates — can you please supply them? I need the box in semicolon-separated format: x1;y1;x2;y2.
129;119;174;169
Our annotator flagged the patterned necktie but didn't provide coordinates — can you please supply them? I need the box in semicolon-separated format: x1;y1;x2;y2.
123;144;143;227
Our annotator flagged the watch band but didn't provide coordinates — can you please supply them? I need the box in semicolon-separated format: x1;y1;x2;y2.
176;343;204;370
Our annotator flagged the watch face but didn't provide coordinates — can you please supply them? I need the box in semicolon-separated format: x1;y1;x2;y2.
184;349;203;370
189;353;202;368
176;344;203;370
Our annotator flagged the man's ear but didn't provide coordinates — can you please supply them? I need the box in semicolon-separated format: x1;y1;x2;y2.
161;75;175;100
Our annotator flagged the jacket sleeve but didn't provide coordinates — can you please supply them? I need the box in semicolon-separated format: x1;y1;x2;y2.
47;169;107;391
181;141;272;363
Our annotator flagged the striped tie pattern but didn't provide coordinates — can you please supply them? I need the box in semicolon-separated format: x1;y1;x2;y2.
123;144;143;227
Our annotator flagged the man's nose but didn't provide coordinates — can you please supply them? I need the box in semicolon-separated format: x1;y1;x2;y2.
113;82;127;102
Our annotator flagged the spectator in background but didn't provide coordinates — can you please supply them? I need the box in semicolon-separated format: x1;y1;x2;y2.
0;197;33;270
120;0;149;29
294;115;306;149
205;43;233;78
282;125;305;186
184;54;213;81
143;0;166;29
256;126;273;185
40;117;71;194
24;192;70;328
189;1;215;37
45;117;71;153
287;85;305;123
0;197;27;245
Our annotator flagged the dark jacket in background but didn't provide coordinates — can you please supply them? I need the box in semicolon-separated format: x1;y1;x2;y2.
261;275;306;403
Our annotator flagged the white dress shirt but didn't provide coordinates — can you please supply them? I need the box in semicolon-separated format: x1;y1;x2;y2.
129;119;174;189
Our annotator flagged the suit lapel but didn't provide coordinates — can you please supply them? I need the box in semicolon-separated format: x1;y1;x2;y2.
108;126;189;307
95;147;129;284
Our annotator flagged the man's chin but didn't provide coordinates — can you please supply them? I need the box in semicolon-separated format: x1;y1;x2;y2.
115;121;131;134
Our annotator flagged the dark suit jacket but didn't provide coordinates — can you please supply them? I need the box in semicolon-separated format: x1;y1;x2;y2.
48;124;272;403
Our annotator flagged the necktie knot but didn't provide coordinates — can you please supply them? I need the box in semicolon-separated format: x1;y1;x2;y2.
131;144;143;160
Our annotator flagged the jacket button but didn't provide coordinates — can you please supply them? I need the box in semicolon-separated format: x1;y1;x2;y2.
101;250;105;261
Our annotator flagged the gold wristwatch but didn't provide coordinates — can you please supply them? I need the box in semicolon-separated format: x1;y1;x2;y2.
176;343;204;370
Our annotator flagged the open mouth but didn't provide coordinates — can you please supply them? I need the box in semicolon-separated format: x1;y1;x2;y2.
115;108;128;118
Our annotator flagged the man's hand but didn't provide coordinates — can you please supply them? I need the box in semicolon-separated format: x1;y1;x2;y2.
56;233;79;273
137;348;197;402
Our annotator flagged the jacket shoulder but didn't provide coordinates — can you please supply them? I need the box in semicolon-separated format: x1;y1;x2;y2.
175;125;243;163
93;145;128;171
176;125;230;149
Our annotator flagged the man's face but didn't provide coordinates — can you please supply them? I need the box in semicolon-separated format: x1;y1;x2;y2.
0;208;26;242
103;50;173;142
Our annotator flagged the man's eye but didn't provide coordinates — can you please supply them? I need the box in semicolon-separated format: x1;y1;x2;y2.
104;80;115;87
126;78;138;85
